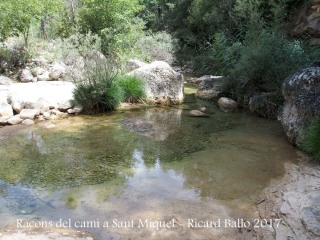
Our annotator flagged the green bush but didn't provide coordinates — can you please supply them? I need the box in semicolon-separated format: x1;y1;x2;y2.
135;31;178;64
192;33;242;76
116;75;146;103
73;62;123;113
302;120;320;162
53;32;102;61
222;30;320;101
0;44;30;72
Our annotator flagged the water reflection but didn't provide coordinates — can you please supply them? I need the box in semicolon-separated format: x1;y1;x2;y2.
121;108;182;141
0;87;299;239
123;149;198;201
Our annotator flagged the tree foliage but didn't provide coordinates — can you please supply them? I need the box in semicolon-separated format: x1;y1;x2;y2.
77;0;144;58
0;0;62;46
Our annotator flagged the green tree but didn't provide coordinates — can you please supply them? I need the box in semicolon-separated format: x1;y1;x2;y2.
77;0;144;58
0;0;61;47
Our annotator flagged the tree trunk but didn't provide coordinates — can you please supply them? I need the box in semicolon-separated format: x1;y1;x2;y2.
40;15;47;39
70;0;76;25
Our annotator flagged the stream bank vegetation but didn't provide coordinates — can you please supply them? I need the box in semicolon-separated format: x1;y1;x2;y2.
302;119;320;162
73;61;147;113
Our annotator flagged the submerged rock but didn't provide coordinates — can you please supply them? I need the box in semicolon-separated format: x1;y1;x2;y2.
188;110;209;117
128;61;184;105
121;108;182;141
278;66;320;146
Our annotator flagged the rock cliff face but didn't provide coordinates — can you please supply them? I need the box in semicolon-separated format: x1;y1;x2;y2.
278;66;320;146
293;0;320;40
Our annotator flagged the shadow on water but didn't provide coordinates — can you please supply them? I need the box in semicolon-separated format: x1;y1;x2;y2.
0;83;298;239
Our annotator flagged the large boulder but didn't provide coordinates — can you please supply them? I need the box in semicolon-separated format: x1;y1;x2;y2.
195;76;223;100
128;61;184;104
126;59;148;72
278;67;320;146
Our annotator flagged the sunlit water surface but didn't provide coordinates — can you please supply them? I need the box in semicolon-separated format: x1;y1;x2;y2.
0;85;298;239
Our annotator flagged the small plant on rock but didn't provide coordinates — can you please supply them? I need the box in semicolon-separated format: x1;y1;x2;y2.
302;119;320;162
116;75;146;103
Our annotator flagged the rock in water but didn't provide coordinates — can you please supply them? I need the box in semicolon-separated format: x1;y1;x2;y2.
218;97;238;112
278;67;320;146
195;76;223;100
128;61;184;105
188;110;209;117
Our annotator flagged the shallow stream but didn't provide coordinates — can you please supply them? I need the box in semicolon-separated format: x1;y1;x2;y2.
0;84;298;239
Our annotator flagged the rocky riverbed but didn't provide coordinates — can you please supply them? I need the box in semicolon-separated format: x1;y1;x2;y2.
255;154;320;240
